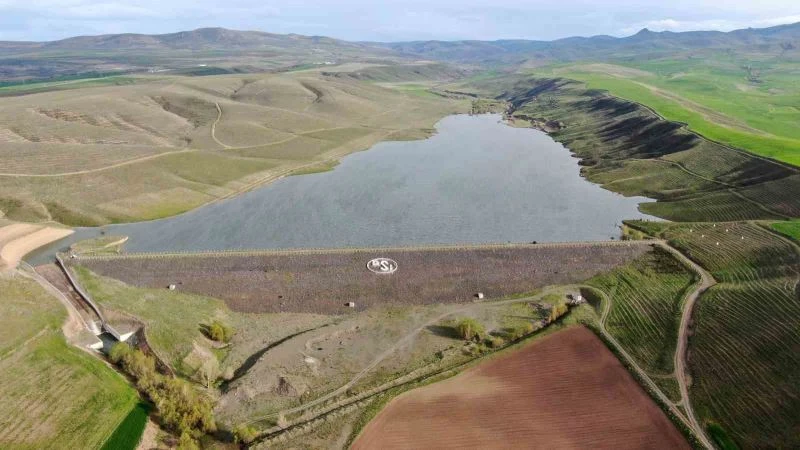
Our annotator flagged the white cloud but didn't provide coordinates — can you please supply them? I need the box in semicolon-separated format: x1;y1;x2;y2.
620;14;800;35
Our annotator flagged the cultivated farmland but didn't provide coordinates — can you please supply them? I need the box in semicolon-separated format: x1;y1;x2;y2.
352;326;690;450
627;220;800;448
587;246;696;376
0;272;138;449
75;242;652;314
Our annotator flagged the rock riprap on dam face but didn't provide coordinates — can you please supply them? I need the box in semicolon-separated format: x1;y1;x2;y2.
75;241;651;314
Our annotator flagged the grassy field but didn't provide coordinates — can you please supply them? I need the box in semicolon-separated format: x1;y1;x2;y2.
772;219;800;242
100;403;151;450
0;272;138;449
0;64;468;226
627;220;800;448
587;247;695;376
540;57;800;166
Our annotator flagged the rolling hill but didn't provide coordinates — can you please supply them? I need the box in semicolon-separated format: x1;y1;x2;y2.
381;22;800;63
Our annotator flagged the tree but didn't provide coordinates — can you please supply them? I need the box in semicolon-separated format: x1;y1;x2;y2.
455;318;485;341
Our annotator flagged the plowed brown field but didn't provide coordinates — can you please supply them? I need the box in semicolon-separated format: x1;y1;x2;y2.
352;326;689;450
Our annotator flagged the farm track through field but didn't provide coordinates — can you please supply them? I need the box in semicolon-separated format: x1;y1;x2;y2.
0;148;197;177
657;242;716;450
592;241;716;449
211;102;232;149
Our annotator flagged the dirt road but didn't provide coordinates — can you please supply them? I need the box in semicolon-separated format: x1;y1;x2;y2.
657;242;716;449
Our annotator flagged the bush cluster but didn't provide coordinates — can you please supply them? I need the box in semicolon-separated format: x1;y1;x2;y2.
549;303;569;322
454;318;485;341
505;322;535;341
109;343;216;447
233;424;259;444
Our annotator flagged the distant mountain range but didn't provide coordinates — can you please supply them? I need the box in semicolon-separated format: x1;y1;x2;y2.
0;27;378;53
378;22;800;63
1;22;798;81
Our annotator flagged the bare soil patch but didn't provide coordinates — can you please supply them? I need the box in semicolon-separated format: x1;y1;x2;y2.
0;224;73;270
76;242;650;314
352;326;689;450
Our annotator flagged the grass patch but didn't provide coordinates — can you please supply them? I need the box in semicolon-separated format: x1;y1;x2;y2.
771;219;800;242
101;402;152;450
707;422;740;450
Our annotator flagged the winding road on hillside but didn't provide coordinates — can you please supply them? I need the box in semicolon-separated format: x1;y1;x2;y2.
594;240;716;449
657;242;716;449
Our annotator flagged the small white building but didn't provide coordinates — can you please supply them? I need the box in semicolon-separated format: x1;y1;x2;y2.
477;292;485;299
345;302;355;308
168;284;176;291
567;293;585;305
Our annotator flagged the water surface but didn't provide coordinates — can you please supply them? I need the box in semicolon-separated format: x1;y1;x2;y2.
27;114;654;264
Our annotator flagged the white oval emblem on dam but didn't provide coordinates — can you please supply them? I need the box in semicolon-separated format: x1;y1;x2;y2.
367;258;398;274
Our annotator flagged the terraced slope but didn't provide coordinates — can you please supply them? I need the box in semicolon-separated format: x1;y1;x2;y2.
628;221;800;448
587;247;695;377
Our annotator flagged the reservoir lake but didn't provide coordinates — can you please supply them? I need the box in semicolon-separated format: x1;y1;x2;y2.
27;114;654;263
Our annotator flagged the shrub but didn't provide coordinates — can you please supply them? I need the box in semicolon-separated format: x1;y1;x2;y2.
177;431;199;450
549;303;569;322
454;318;485;341
484;335;505;348
207;320;234;343
233;424;259;444
108;341;132;365
505;322;535;341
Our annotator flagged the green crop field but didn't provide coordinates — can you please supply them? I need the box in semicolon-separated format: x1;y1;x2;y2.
540;57;800;166
587;247;695;375
0;273;138;449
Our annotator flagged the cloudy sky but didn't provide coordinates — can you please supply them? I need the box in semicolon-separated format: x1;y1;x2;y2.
1;0;799;42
